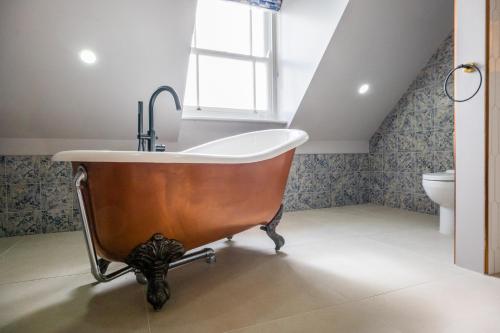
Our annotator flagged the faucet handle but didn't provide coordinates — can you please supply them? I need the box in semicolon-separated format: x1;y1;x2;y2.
155;144;166;152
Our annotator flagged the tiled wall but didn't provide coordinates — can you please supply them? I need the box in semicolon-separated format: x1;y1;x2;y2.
0;153;370;237
284;154;370;211
368;33;454;215
0;156;81;237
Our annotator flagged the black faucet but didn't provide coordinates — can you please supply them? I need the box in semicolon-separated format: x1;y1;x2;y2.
137;86;182;152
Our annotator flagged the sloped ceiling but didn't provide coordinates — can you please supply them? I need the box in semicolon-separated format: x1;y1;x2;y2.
290;0;453;141
0;0;196;141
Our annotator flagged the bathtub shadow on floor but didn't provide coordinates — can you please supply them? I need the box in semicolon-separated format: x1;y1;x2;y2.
2;245;438;333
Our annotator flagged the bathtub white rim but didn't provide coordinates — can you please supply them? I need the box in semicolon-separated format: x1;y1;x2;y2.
52;129;309;164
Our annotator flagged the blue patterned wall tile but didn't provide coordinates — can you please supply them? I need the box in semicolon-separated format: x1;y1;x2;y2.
384;191;400;209
359;154;370;171
359;188;370;204
360;172;371;189
415;109;434;131
344;172;360;189
5;156;40;184
0;213;5;237
414;194;435;215
399;172;416;193
400;193;415;211
397;132;416;152
414;174;426;194
433;131;454;151
413;87;435;112
370;172;385;191
328;154;346;172
298;192;331;210
285;172;299;196
41;182;73;211
39;156;71;183
331;190;345;207
434;106;454;130
397;112;415;132
397;152;416;172
435;86;454;109
300;154;330;175
3;210;41;236
384;133;398;152
0;184;6;213
415;152;434;173
369;189;384;205
298;172;315;193
343;188;360;206
41;209;73;233
330;171;346;191
7;183;41;212
433;151;454;172
315;173;332;193
369;133;384;153
415;131;434;152
384;153;398;171
379;111;398;133
0;156;5;183
397;91;414;112
345;154;360;171
284;193;299;212
369;154;384;171
384;172;399;192
436;60;453;84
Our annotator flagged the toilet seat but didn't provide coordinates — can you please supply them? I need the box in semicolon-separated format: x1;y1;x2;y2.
422;170;455;182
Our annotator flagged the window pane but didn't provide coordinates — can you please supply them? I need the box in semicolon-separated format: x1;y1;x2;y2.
255;62;269;111
184;54;197;106
195;0;250;55
252;8;270;57
199;55;253;110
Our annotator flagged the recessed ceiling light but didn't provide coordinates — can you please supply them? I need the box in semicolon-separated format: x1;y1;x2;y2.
79;49;97;64
358;83;370;95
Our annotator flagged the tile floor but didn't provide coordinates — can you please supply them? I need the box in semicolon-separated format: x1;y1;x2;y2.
1;204;500;332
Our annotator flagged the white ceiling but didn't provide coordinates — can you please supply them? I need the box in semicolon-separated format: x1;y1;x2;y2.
0;0;196;141
291;0;454;141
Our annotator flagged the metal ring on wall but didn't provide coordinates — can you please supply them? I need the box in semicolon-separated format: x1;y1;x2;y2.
443;63;483;103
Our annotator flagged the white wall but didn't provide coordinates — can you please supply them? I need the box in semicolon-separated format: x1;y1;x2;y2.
291;0;454;143
455;0;487;273
276;0;349;122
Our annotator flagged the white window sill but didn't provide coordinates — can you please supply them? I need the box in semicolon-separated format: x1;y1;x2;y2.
182;109;288;125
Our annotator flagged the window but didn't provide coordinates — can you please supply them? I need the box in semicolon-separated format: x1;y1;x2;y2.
184;0;276;115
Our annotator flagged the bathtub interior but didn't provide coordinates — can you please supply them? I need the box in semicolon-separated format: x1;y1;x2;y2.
182;129;308;156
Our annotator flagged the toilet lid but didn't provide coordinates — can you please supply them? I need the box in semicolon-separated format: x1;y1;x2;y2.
423;170;455;182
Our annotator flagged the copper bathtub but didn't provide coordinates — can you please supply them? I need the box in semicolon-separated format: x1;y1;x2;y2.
53;129;309;310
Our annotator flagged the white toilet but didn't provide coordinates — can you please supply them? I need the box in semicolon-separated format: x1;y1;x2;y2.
422;170;455;235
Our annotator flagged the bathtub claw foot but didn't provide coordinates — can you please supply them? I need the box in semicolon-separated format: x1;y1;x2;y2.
135;271;148;285
260;204;285;251
125;233;185;311
97;258;111;274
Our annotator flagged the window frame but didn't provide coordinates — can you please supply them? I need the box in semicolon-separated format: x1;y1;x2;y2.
183;3;277;118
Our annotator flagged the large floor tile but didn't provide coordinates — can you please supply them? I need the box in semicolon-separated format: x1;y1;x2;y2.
0;274;149;333
0;232;89;285
0;236;21;257
148;246;348;333
228;273;500;333
277;236;463;301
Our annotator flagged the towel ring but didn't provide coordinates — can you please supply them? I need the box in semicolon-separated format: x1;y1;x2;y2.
443;63;482;103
